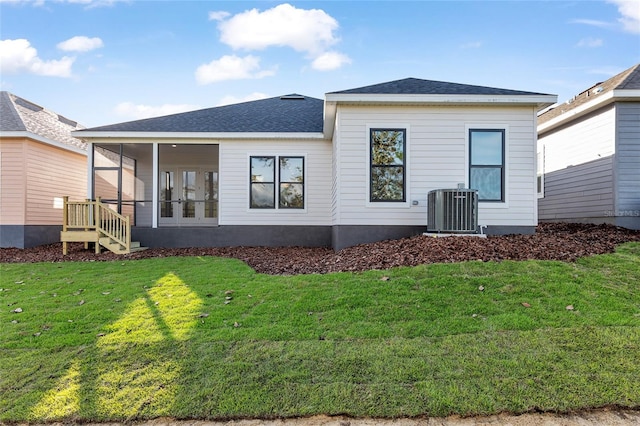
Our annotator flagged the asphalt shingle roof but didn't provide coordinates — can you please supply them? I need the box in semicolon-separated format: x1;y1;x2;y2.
0;91;86;151
0;91;27;131
83;95;325;133
538;63;640;125
328;77;551;96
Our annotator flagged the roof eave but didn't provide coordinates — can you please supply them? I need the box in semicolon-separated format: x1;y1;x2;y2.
1;130;87;155
72;131;327;141
538;89;640;134
324;93;557;108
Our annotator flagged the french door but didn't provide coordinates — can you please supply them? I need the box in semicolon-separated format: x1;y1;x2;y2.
159;168;218;225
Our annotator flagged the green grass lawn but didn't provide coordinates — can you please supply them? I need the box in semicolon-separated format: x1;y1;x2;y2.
1;243;639;422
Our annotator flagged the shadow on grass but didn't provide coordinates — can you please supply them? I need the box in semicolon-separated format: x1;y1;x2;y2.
2;246;640;421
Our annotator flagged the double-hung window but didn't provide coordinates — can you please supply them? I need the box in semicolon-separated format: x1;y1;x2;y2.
250;156;304;209
469;129;505;202
370;128;406;202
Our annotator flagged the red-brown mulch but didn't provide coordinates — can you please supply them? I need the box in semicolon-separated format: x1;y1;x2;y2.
1;222;639;275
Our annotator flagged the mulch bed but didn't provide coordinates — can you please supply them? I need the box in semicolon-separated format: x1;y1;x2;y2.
1;222;639;275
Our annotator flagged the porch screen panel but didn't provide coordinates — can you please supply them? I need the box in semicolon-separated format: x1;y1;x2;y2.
94;169;119;210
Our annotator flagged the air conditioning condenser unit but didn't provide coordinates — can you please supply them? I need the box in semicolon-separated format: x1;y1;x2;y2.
427;189;478;233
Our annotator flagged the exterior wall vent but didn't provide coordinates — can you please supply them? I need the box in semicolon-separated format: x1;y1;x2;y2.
427;189;478;233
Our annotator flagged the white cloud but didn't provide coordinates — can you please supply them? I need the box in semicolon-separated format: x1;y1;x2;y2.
57;36;104;52
311;51;351;71
217;92;270;106
460;41;483;49
587;66;625;76
218;3;339;55
576;37;603;47
210;3;351;72
607;0;640;33
114;102;200;120
195;54;276;84
0;39;74;77
569;18;615;29
208;10;230;21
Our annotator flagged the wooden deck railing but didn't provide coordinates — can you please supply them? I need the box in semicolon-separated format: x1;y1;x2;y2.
61;196;131;254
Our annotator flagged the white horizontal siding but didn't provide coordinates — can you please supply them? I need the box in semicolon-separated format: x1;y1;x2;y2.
219;139;332;226
539;104;615;174
333;104;538;227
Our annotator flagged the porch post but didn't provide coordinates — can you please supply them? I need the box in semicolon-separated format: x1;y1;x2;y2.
152;142;158;228
87;143;94;199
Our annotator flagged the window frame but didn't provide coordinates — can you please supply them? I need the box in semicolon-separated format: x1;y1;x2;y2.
369;127;407;203
249;155;276;209
249;154;306;210
468;128;506;203
278;156;305;209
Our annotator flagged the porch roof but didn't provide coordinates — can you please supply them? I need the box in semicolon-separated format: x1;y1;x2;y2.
78;94;324;134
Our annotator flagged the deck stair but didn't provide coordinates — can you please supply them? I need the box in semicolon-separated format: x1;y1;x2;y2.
60;196;147;255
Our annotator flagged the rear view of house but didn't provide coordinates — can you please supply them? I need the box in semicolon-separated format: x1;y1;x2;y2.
538;64;640;230
73;77;555;250
0;92;87;248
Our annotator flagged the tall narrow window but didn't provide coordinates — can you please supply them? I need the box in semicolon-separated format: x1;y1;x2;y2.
537;147;544;198
279;156;304;208
370;129;406;202
250;156;275;208
469;129;505;202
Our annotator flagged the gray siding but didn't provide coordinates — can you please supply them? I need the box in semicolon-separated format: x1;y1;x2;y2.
615;103;640;217
539;156;614;221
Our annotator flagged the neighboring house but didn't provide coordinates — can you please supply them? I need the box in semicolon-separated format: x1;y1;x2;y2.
0;92;87;248
74;78;556;250
537;64;640;230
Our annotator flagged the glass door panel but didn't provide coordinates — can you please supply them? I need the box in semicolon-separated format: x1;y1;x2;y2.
160;171;174;218
182;171;196;219
159;168;218;226
204;171;218;219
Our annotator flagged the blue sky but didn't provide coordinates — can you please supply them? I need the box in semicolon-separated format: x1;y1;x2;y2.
1;0;639;128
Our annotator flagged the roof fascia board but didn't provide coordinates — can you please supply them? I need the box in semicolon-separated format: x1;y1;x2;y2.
611;89;640;100
538;91;615;134
325;93;557;107
538;90;640;134
73;131;327;140
0;130;86;155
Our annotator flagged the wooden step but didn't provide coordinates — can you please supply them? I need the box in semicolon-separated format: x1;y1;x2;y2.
99;237;147;254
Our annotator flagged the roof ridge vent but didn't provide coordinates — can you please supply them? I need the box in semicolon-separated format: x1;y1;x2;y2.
280;94;305;100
